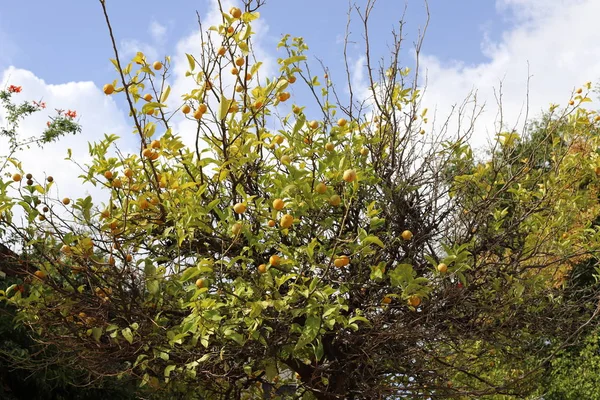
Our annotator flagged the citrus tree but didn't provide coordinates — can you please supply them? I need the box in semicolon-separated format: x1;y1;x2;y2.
2;1;600;399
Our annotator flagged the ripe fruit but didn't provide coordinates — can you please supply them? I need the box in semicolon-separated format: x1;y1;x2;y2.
338;118;347;127
235;85;244;93
108;256;116;265
103;84;115;95
104;171;113;180
437;263;448;273
408;295;421;307
382;296;392;304
280;213;294;229
308;120;319;129
253;100;263;109
235;57;245;67
329;194;341;207
150;151;159;161
292;106;301;114
278;92;290;102
26;173;32;180
124;168;133;178
195;278;205;289
12;173;22;182
230;7;242;18
228;102;239;113
231;222;242;235
576;88;583;94
153;61;163;70
142;148;153;158
151;140;161;149
182;104;191;114
26;179;33;186
315;182;327;194
267;219;276;227
139;199;150;210
288;75;297;84
269;254;281;266
569;100;575;106
47;176;54;183
34;270;46;279
233;203;247;214
334;255;350;268
217;46;226;56
273;198;285;211
100;210;110;219
193;109;204;119
325;142;335;152
343;169;357;183
274;135;284;145
198;103;208;113
281;155;292;165
143;93;153;101
360;147;369;156
125;254;133;263
258;264;267;274
401;230;413;241
38;215;46;221
227;26;235;34
245;73;252;81
61;245;71;254
231;67;239;75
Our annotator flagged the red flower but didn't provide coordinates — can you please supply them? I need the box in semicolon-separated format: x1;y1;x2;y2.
65;110;77;119
8;85;22;93
46;121;51;127
33;101;47;109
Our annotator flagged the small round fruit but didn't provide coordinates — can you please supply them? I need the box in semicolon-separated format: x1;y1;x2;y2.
227;26;235;34
407;296;421;307
104;171;113;180
343;169;357;183
325;142;335;152
382;296;392;304
273;198;285;211
258;264;267;274
235;57;245;67
360;147;369;156
235;85;244;93
217;46;226;56
337;118;347;127
12;173;22;182
292;106;301;114
274;135;284;145
401;230;413;241
315;182;327;194
42;206;49;213
195;278;205;289
278;92;290;102
245;73;252;81
231;67;239;75
253;100;263;109
198;103;208;114
334;255;349;268
153;61;163;70
193;109;204;120
143;93;153;102
280;214;294;229
233;203;247;214
230;7;242;18
329;194;341;207
308;120;319;129
288;75;297;84
124;168;133;178
47;176;54;183
267;219;276;227
281;155;292;165
576;88;583;94
25;173;33;180
182;104;191;114
139;199;150;210
26;179;34;186
125;254;133;263
151;140;161;149
38;215;46;221
103;84;115;95
143;148;153;158
437;263;448;273
232;222;242;235
569;100;575;106
269;255;281;266
34;270;46;279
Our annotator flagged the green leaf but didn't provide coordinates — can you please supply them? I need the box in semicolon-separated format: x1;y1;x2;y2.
294;315;320;350
121;328;133;344
186;54;195;72
91;327;102;342
363;235;384;248
160;85;171;103
217;94;231;121
164;365;176;378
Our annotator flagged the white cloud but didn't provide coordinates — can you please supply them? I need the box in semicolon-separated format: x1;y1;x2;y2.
418;0;600;149
149;21;167;43
120;38;159;64
0;67;129;218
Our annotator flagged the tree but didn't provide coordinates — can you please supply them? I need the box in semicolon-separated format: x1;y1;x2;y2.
2;1;600;399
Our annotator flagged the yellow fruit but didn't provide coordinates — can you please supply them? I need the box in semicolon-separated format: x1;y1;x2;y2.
235;85;244;93
143;93;153;101
337;118;347;127
594;115;600;122
198;103;208;113
194;109;204;120
182;104;191;114
329;194;341;207
315;182;327;194
325;142;335;152
269;254;281;266
334;255;349;268
569;100;575;106
34;270;46;279
62;197;71;205
104;171;113;180
292;106;301;114
274;135;284;145
153;61;163;70
233;203;247;214
195;278;205;289
258;264;267;274
280;214;294;229
576;88;583;94
61;245;71;254
232;222;242;235
343;169;357;183
267;219;276;227
112;179;122;189
360;147;369;156
273;198;285;211
308;120;319;129
401;230;413;240
235;57;245;67
124;168;133;178
151;140;161;149
103;84;115;95
408;296;421;307
12;173;22;182
437;263;448;273
142;148;153;158
217;46;226;56
281;155;292;165
230;7;242;18
382;296;392;304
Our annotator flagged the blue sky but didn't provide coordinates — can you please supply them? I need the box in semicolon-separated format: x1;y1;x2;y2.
0;0;502;86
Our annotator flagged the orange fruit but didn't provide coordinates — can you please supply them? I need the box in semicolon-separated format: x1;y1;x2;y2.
269;254;281;266
315;182;327;194
153;61;163;70
198;103;208;113
235;57;245;67
343;169;357;183
12;173;22;182
233;203;247;214
382;296;392;304
274;135;284;145
182;104;191;114
34;270;46;279
360;147;369;156
308;120;319;129
408;296;421;307
401;230;413;241
338;118;347;127
217;46;226;56
334;255;349;268
124;168;133;178
62;198;70;205
143;93;153;101
112;179;122;188
151;140;161;149
103;84;115;95
104;171;113;180
258;264;267;274
126;254;133;263
139;199;150;210
437;263;448;273
227;26;234;34
267;219;276;227
288;75;297;83
231;67;239;75
280;214;294;229
230;7;242;18
273;198;285;211
195;278;205;288
193;109;204;120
